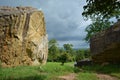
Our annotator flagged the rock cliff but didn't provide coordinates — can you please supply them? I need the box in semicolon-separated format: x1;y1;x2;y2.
90;21;120;63
0;6;48;67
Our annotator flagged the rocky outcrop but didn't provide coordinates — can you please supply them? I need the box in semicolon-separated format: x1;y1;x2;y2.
0;6;48;67
90;21;120;63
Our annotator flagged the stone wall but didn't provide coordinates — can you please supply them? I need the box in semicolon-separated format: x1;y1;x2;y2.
90;21;120;63
0;6;48;67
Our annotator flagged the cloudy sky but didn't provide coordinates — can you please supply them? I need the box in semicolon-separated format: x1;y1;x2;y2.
0;0;92;48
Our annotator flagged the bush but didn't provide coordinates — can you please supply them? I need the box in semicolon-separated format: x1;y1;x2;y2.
58;52;71;65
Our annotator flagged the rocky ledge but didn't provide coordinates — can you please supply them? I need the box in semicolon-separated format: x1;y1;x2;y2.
0;6;48;67
90;21;120;64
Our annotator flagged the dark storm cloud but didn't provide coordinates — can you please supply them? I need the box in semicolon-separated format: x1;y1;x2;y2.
55;36;84;41
0;0;92;48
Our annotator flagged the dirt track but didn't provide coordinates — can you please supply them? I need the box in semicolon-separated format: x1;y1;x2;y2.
59;73;76;80
59;73;119;80
96;74;119;80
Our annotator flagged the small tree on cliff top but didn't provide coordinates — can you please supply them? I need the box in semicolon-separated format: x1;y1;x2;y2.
82;0;119;42
84;17;113;42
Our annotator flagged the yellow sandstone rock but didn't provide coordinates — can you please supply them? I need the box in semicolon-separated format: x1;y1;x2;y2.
0;6;48;67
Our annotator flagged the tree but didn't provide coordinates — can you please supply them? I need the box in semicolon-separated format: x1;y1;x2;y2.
48;39;58;48
58;52;70;65
84;49;91;58
75;49;85;61
48;39;59;62
63;44;75;61
63;44;73;54
82;0;120;20
83;0;120;42
84;16;113;42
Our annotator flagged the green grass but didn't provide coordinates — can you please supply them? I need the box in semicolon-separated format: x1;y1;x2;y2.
77;72;98;80
39;62;75;79
0;62;75;80
0;62;120;80
0;65;46;80
81;64;120;78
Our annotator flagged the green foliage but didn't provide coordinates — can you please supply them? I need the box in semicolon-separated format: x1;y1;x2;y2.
83;0;119;42
63;44;76;61
75;49;85;61
84;49;91;58
63;44;73;53
84;16;113;42
74;67;81;73
48;39;58;48
48;39;91;62
82;0;120;20
58;52;71;65
48;39;60;62
48;45;60;61
75;49;91;61
48;39;76;62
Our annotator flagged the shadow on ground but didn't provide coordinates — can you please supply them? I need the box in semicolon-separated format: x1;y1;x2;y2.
80;64;120;74
0;75;46;80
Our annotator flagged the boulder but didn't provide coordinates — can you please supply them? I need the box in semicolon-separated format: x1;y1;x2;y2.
74;59;92;67
90;21;120;63
0;6;48;67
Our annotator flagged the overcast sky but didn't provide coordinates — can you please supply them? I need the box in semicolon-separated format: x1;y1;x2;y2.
0;0;92;48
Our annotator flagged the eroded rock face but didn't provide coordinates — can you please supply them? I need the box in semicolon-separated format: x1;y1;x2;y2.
90;21;120;63
0;6;48;67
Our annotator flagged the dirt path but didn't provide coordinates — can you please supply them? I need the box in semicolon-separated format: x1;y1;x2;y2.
58;73;119;80
96;74;119;80
59;73;76;80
